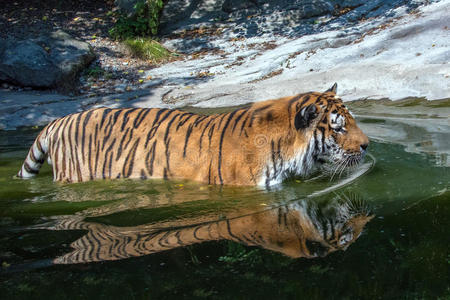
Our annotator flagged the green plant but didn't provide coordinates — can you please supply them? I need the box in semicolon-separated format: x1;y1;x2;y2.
109;0;164;40
123;38;172;62
84;66;113;79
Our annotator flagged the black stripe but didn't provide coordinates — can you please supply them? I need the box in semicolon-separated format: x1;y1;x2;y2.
88;134;94;180
217;113;227;130
99;108;112;129
176;113;194;131
208;124;215;147
231;108;248;133
108;151;114;179
30;147;45;164
116;127;130;161
317;126;326;152
239;112;251;136
199;116;216;153
144;109;168;148
208;159;212;184
145;140;157;176
24;162;39;174
36;137;44;154
174;230;184;246
218;110;238;185
74;112;83;143
164;137;171;174
112;109;122;126
123;128;134;151
226;220;245;243
194;115;208;127
193;226;205;240
122;138;140;178
81;110;94;164
94;134;100;177
183;124;194;158
121;108;139;131
271;140;277;178
102;138;116;179
132;108;146;128
101;111;117;151
145;109;173;147
66;118;77;180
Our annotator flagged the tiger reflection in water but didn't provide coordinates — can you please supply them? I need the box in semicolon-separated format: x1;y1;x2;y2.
43;195;373;264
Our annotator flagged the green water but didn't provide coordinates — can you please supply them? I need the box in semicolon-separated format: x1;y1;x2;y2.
0;99;449;299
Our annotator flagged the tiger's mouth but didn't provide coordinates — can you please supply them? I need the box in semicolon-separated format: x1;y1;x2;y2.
318;152;365;179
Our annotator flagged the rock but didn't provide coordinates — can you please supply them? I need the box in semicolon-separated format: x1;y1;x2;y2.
222;0;257;13
159;0;228;35
115;0;141;16
0;40;59;87
159;0;334;36
0;30;95;91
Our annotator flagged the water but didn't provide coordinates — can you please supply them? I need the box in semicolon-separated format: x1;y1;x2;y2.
0;99;449;299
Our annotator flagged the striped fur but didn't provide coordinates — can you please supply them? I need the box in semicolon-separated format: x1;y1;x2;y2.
41;195;373;264
17;84;369;186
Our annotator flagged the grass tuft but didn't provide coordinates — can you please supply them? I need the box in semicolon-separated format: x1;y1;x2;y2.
122;38;173;63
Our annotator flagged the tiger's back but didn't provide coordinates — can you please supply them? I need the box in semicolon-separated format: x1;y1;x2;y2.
19;106;264;184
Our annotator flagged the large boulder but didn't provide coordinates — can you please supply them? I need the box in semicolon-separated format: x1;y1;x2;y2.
0;31;95;91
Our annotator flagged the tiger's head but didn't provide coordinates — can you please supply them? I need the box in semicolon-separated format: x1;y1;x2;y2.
251;83;369;184
241;194;374;259
295;83;369;172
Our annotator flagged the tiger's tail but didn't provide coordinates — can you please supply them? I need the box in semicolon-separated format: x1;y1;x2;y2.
17;129;49;179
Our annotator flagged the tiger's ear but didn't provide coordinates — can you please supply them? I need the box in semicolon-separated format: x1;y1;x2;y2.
325;83;338;94
294;104;318;130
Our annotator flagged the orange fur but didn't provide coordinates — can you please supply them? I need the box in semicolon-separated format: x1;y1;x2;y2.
17;85;369;186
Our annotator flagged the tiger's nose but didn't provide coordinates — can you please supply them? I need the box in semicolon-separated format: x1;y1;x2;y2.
360;143;369;151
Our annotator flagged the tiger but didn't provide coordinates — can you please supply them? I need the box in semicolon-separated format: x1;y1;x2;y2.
38;194;373;264
17;83;369;186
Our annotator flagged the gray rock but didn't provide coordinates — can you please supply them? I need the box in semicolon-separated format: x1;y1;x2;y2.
159;0;227;35
0;40;59;87
0;31;95;91
222;0;257;13
115;0;142;16
159;0;334;36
